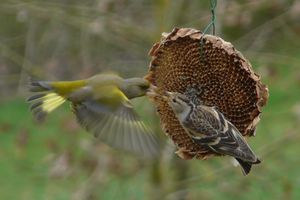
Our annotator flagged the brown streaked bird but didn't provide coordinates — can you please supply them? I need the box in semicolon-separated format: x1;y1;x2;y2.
27;73;160;158
165;91;261;175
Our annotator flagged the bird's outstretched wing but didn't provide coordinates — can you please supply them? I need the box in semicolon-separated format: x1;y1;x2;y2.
72;100;160;158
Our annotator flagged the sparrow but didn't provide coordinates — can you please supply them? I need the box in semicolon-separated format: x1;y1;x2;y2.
165;91;261;175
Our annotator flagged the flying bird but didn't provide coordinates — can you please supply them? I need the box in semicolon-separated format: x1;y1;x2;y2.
165;91;261;175
27;73;160;158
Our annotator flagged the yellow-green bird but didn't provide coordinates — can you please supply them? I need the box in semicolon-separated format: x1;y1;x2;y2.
27;73;160;158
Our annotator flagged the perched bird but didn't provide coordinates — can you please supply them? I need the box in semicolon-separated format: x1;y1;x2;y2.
27;73;160;158
165;91;261;175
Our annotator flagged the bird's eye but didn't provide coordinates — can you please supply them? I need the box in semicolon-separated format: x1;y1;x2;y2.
172;99;177;103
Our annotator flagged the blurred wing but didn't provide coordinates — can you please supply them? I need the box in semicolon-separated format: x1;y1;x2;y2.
72;100;160;158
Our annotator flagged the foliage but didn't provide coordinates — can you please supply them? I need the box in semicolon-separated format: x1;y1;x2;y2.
0;0;300;199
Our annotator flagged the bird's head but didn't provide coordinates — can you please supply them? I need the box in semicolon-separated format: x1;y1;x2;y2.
122;78;150;99
164;92;192;116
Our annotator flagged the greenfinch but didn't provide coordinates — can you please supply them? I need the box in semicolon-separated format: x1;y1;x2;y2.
27;73;160;158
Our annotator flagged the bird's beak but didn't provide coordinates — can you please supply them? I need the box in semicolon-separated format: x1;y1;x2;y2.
164;91;172;97
146;90;156;98
162;91;172;100
149;84;158;90
146;84;158;98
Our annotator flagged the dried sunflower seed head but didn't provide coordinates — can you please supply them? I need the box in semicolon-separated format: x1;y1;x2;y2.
145;28;269;159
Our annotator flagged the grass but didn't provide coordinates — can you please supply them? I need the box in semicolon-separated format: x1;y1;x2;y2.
1;66;300;199
0;98;156;199
1;1;300;199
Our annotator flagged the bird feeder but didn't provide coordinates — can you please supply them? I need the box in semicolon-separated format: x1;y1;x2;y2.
146;28;269;160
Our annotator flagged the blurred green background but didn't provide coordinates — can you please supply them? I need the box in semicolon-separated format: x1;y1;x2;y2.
1;0;300;199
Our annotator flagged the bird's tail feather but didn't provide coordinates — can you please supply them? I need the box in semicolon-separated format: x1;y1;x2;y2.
29;80;53;92
27;80;66;121
236;158;252;176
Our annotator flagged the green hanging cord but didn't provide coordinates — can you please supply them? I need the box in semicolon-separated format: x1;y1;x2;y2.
200;0;217;62
202;0;217;36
